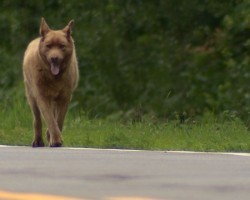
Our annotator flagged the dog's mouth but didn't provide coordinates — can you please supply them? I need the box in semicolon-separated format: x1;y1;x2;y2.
51;63;60;76
50;57;61;76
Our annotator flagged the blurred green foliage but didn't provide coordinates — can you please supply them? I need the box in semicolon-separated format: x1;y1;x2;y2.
0;0;250;120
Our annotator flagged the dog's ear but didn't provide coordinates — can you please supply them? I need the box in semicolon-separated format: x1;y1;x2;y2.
63;20;74;41
40;18;51;39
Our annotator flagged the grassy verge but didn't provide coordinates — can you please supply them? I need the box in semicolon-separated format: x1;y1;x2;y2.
62;112;250;152
0;93;250;152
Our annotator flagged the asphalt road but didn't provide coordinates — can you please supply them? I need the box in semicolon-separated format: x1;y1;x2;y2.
0;145;250;200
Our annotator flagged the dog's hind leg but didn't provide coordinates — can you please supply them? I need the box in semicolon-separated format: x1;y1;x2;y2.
56;97;70;132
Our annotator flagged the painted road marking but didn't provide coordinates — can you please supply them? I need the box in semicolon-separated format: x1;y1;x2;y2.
66;147;250;157
0;190;83;200
0;190;161;200
105;198;162;200
167;150;250;157
0;145;249;157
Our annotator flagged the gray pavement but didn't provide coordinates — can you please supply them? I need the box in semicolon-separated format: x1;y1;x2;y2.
0;146;250;200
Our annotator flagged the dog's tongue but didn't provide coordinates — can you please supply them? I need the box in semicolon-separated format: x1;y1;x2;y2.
51;64;60;76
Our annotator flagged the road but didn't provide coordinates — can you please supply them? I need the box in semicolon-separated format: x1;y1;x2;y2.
0;145;250;200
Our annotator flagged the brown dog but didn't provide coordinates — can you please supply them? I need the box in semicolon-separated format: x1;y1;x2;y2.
23;18;79;147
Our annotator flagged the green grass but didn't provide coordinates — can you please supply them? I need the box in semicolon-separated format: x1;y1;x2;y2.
62;112;250;152
1;93;250;152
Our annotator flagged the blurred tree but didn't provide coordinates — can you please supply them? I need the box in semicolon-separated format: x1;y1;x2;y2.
0;0;249;120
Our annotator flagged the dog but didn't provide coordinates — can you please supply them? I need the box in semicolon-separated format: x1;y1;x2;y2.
23;18;79;147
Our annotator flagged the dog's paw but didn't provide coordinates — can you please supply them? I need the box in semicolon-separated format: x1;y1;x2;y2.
32;139;45;147
49;135;63;147
50;142;63;147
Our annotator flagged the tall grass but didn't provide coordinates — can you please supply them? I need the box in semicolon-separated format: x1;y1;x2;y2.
1;88;250;152
0;85;32;145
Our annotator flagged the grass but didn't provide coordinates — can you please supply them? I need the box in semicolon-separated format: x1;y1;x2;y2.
62;112;250;152
1;92;250;152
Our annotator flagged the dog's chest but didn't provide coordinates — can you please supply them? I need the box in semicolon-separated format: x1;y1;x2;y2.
38;75;71;99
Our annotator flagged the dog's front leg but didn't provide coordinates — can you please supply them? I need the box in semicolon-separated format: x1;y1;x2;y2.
37;96;63;147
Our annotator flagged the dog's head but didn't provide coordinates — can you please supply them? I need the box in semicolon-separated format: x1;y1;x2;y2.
39;18;74;76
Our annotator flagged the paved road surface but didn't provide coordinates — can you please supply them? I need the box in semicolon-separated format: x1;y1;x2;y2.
0;145;250;200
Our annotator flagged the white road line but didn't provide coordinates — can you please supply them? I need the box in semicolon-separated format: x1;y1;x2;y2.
0;145;249;157
167;150;250;157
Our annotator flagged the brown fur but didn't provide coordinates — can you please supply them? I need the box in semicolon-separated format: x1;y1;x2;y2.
23;18;79;147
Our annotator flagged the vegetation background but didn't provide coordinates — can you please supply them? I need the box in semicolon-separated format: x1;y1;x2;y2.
0;0;250;122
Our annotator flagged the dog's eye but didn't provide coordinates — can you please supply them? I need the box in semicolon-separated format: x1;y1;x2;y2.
59;44;65;49
46;44;52;49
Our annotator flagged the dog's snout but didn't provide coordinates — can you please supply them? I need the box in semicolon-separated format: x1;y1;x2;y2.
51;57;59;64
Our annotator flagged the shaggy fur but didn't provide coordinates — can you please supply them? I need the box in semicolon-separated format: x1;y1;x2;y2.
23;18;79;147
